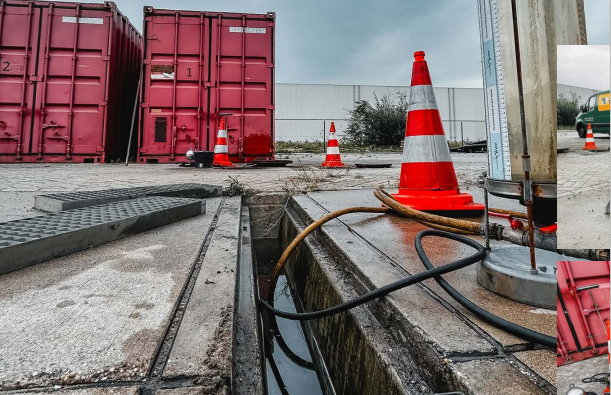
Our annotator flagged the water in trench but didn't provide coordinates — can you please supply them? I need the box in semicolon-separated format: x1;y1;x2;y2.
253;239;327;395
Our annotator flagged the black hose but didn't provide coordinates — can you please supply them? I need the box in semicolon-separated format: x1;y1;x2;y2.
259;231;485;321
415;230;556;349
259;229;555;349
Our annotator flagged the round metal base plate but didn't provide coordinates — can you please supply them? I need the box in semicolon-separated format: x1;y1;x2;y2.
477;246;579;309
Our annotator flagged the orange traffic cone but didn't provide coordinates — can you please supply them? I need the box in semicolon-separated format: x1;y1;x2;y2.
391;51;483;212
322;122;345;168
213;118;233;167
582;123;598;150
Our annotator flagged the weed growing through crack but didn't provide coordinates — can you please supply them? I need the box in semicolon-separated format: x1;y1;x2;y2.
223;176;256;197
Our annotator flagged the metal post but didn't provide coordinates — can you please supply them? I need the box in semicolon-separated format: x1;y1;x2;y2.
483;172;490;250
510;0;537;274
125;68;142;166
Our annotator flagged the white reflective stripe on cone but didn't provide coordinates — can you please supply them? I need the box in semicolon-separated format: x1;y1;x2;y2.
408;85;438;112
214;145;228;154
402;135;452;163
326;146;340;155
217;130;228;138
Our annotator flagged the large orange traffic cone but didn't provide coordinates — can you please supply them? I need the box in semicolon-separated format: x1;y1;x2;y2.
391;51;483;212
322;122;345;168
582;123;598;150
213;118;234;167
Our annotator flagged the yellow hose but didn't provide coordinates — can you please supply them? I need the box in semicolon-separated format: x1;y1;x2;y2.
268;188;527;298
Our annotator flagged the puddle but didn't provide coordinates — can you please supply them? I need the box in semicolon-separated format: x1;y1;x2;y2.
253;239;327;395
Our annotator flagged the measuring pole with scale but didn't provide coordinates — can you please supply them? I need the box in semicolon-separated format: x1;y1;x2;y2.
477;0;511;181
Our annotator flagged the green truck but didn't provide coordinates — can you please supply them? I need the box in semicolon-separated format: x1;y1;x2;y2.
576;90;610;137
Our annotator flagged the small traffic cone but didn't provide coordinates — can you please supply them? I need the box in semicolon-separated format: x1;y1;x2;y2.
322;122;345;168
392;51;483;212
213;118;234;167
582;123;598;150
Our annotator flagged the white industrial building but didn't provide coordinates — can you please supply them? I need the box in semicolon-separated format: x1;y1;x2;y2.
274;83;599;143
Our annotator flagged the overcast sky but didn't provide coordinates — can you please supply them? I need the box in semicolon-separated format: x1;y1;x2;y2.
557;45;610;90
99;0;610;87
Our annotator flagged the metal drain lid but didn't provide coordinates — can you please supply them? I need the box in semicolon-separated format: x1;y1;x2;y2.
35;183;221;212
0;196;205;275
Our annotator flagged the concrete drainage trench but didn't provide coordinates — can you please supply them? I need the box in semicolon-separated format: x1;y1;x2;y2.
244;193;555;395
247;194;462;395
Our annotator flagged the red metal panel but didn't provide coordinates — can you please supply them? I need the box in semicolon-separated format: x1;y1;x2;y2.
557;261;610;366
0;1;142;163
138;8;275;163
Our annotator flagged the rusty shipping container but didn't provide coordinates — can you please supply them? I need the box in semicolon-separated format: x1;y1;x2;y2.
557;261;610;366
0;1;142;163
138;7;275;163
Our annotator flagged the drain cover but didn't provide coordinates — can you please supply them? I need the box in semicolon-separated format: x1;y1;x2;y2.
0;196;206;275
35;183;222;212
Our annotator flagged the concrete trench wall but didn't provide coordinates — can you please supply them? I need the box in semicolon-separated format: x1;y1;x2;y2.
247;193;481;394
279;210;408;395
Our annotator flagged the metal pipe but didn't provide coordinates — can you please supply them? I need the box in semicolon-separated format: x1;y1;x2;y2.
100;8;114;163
196;13;204;151
215;15;221;137
65;5;81;160
124;68;142;166
37;3;54;159
16;3;34;159
510;0;537;273
483;172;490;250
170;12;179;160
240;15;246;161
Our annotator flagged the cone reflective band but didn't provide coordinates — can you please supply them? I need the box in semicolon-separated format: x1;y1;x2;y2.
213;118;233;167
322;122;345;168
392;51;483;212
582;123;598;150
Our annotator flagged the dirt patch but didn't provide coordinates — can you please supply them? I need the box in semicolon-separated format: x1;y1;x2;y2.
193;304;233;394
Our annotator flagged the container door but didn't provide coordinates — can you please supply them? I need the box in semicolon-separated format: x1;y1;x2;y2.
31;5;111;159
209;15;274;161
141;13;209;160
0;3;42;157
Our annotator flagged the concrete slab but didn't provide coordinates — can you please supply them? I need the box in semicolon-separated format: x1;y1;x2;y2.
0;196;205;275
35;183;222;212
0;198;222;391
557;131;610;249
514;349;556;387
291;194;493;355
290;189;555;392
557;355;608;395
163;197;241;392
451;359;547;394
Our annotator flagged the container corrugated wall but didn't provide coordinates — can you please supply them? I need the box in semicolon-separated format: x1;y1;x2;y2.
557;261;610;366
138;7;275;164
0;1;142;163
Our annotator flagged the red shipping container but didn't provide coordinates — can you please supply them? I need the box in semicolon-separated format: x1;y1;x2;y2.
0;1;142;163
138;7;275;163
557;261;610;366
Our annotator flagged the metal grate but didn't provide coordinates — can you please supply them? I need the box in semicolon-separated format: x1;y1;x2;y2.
35;183;222;212
0;196;205;274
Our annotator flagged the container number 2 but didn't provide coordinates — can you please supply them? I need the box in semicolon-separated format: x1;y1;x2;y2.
2;62;9;72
